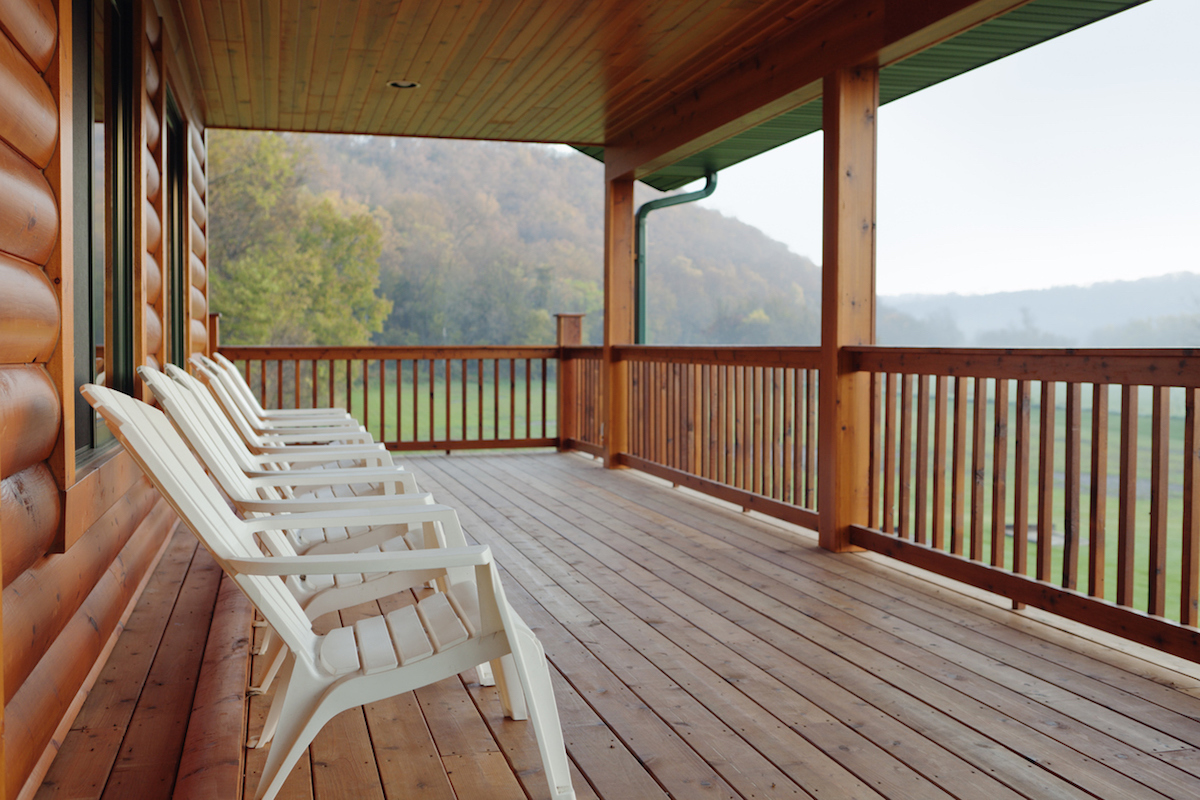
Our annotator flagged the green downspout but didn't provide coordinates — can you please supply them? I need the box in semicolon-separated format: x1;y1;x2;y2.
635;171;718;343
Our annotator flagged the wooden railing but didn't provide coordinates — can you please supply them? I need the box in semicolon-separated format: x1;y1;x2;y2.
849;347;1200;661
558;346;603;455
612;346;821;529
220;340;1200;662
218;345;558;451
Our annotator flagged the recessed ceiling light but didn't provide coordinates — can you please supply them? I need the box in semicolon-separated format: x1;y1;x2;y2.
387;79;420;89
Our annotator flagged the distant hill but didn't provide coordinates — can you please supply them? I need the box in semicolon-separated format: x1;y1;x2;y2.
301;136;821;346
881;273;1200;347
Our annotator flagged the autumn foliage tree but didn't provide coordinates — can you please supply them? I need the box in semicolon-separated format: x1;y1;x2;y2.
207;131;391;345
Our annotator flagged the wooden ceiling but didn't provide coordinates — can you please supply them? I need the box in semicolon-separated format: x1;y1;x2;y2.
158;0;1148;185
166;0;841;145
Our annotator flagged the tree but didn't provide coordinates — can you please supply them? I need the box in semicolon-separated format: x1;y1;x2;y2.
207;131;391;345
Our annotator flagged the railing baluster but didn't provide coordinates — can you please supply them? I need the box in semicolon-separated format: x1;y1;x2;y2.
991;379;1009;568
293;359;300;410
773;368;783;499
311;359;318;409
1012;380;1031;580
275;359;282;410
970;377;987;562
1150;385;1170;616
883;373;897;534
1062;382;1082;590
1037;381;1056;582
542;358;548;440
805;369;816;508
916;374;930;544
1117;385;1138;606
1183;388;1200;626
1089;384;1109;598
932;376;948;550
753;367;764;496
899;374;913;539
951;377;967;555
785;368;796;506
868;372;880;528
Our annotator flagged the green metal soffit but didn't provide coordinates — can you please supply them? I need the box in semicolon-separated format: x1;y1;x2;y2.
579;0;1148;192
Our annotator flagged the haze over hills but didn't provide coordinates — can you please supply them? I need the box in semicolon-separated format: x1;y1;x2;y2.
209;131;1200;349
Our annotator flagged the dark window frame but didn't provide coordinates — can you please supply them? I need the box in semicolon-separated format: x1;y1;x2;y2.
73;0;136;461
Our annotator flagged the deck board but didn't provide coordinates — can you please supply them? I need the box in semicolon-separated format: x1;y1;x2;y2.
39;452;1200;800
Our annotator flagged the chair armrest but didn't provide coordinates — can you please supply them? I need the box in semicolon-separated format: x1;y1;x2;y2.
259;430;375;445
241;504;460;533
245;465;413;485
237;492;433;513
227;545;492;575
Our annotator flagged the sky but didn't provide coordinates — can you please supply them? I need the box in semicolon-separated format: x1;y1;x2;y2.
689;0;1200;298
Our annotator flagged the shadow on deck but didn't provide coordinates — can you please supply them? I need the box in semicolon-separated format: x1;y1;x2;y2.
36;451;1200;800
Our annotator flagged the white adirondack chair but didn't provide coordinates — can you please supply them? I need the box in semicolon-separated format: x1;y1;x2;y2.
80;384;576;800
143;364;499;690
166;364;391;467
205;351;352;421
190;355;370;438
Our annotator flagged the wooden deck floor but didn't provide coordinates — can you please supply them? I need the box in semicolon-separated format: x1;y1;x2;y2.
38;451;1200;800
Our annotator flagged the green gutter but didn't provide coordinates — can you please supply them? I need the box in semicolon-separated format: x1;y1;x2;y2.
635;172;717;343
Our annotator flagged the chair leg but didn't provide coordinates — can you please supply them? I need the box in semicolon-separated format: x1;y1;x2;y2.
476;661;496;687
511;625;576;800
253;666;338;800
493;654;528;720
249;638;289;697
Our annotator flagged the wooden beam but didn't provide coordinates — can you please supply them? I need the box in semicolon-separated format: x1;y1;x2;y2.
556;314;584;451
817;64;877;553
604;0;1027;181
602;178;635;467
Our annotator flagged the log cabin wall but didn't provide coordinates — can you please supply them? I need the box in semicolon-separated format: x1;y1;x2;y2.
0;1;207;797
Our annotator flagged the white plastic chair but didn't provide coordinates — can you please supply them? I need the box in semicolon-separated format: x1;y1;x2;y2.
143;364;499;689
206;351;352;421
167;364;390;465
190;355;370;437
81;383;576;800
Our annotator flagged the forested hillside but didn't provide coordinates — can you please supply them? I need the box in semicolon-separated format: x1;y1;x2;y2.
208;132;821;346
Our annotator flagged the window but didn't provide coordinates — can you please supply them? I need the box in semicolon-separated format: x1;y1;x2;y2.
73;0;135;457
165;91;187;366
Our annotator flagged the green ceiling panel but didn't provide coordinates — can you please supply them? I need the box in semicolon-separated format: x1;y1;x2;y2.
579;0;1147;192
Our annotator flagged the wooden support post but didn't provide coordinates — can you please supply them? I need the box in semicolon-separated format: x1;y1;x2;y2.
602;176;635;468
818;64;877;552
555;313;583;450
207;312;221;356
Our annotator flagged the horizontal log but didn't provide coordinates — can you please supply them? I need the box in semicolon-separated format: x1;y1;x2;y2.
0;29;57;167
190;251;207;289
190;318;207;353
190;216;205;258
146;146;161;202
4;478;158;704
190;125;205;166
0;251;58;364
145;1;161;47
144;46;160;98
851;346;1200;388
2;463;59;587
145;250;161;304
849;524;1200;663
190;285;207;320
614;345;821;368
190;149;206;197
0;0;55;73
0;134;57;265
146;305;162;356
145;199;161;254
190;182;207;226
0;364;60;480
561;438;603;458
144;91;160;153
220;345;561;361
5;499;175;800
